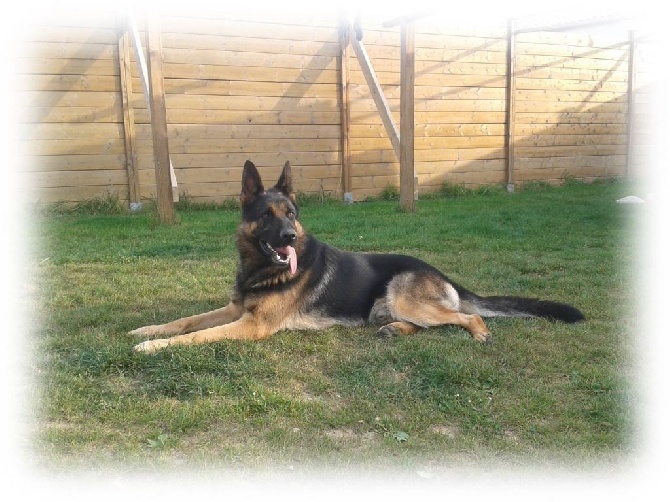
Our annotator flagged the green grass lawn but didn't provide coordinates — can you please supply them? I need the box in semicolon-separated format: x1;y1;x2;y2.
30;180;639;475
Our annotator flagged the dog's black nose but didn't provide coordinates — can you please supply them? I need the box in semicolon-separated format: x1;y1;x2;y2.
281;229;297;244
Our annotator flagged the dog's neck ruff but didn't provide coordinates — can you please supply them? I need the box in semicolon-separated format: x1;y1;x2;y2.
236;248;301;291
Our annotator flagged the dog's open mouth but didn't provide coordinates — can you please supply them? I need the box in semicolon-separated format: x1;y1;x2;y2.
260;241;297;275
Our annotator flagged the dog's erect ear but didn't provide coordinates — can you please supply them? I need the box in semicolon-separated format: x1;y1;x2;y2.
241;160;264;205
274;161;295;202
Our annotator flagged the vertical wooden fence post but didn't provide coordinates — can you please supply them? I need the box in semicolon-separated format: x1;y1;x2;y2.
626;30;637;179
145;12;176;224
504;18;517;193
117;16;141;210
339;14;353;203
383;13;424;211
399;20;416;211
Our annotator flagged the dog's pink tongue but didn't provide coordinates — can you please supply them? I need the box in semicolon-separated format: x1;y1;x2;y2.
278;245;297;275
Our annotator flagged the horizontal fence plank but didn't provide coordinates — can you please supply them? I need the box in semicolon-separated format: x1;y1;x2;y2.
416;148;505;162
19;57;119;76
514;66;628;82
163;47;338;71
515;123;627;135
516;40;628;59
27;169;128;188
515;134;626;147
352;83;506;101
515;89;628;104
162;32;341;57
160;94;339;112
350;98;506;113
23;154;126;172
21;138;126;156
161;63;339;84
167;110;341;126
514;155;626;170
418;158;506;174
353;59;507;76
514;112;627;125
515;77;628;92
26;185;128;204
514;101;626;114
349;146;506;165
362;43;507;64
162;79;338;99
352;123;506;138
17;74;121;92
515;54;628;72
134;137;339;155
172;164;341;184
21;106;123;123
351;110;507;125
440;169;506;183
24;41;118;61
19;123;124;140
138;152;341;170
515;165;625;180
159;124;342;140
351;136;504;151
22;90;120;108
514;144;627;158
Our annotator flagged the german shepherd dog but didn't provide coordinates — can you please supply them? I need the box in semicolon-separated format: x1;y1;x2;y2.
131;160;584;353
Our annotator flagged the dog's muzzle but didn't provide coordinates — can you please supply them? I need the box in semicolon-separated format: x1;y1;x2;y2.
260;240;298;275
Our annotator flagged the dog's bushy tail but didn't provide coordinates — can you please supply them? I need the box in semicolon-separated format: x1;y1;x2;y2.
460;292;585;323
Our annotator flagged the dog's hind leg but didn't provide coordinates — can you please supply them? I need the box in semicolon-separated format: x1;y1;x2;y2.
128;300;243;338
369;297;423;338
386;272;491;343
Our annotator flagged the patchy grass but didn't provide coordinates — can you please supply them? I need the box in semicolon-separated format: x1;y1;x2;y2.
30;180;639;475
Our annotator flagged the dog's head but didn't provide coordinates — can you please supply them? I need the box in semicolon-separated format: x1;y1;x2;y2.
236;160;305;276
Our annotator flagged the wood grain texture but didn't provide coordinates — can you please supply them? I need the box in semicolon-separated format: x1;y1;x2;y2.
18;10;644;205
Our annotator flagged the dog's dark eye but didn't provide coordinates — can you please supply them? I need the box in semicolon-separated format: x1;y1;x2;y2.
286;211;295;219
262;210;273;219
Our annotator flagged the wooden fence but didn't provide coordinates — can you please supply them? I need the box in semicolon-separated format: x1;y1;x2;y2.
18;9;652;205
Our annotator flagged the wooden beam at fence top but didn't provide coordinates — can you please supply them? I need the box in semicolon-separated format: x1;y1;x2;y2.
117;17;140;206
146;13;176;224
504;18;517;192
349;26;400;159
399;21;416;211
339;14;352;201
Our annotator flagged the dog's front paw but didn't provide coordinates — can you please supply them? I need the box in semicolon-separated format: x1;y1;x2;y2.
133;338;170;354
128;325;167;338
472;330;492;344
